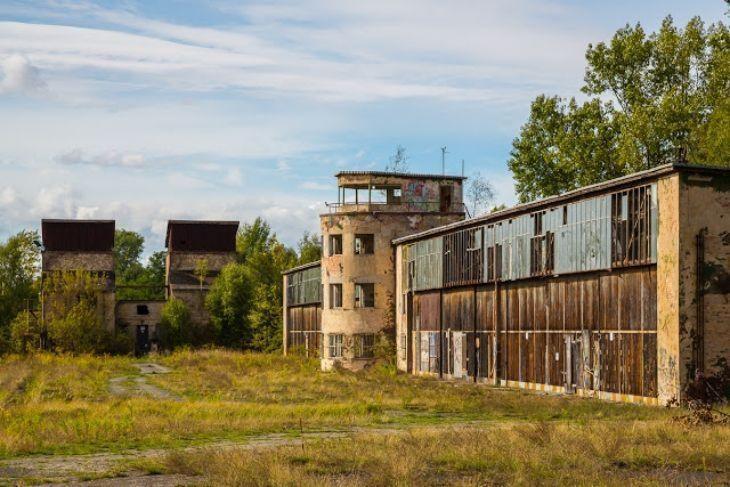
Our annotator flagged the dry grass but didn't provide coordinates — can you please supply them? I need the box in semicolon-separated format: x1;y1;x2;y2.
162;421;730;486
0;349;683;459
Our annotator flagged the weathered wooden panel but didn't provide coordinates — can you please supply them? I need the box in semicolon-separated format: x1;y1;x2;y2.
414;291;440;331
442;289;474;331
475;286;495;331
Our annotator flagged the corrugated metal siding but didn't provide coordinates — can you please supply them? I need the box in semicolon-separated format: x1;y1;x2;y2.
287;265;322;305
166;222;238;252
412;237;442;291
42;220;115;251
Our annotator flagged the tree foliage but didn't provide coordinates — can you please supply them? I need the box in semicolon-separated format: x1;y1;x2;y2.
297;231;321;265
0;231;40;352
113;230;166;300
385;145;409;173
466;172;495;217
509;16;729;202
158;297;193;350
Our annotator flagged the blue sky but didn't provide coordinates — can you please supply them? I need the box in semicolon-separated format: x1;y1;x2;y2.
0;0;727;257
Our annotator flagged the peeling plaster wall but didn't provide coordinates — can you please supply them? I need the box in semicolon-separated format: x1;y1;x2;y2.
657;175;682;404
678;173;730;385
320;211;461;371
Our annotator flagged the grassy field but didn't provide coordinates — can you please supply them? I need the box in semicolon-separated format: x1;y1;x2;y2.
0;349;728;485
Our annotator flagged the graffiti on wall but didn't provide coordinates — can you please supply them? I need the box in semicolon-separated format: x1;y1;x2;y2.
404;181;437;211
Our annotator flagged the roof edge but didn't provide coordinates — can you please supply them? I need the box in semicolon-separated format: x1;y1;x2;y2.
282;260;321;275
335;171;466;181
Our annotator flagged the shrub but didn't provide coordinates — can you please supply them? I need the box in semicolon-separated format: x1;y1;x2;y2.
159;297;193;349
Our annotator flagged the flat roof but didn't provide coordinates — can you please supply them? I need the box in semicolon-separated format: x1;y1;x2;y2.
282;260;321;275
393;163;730;245
336;171;466;181
165;220;239;251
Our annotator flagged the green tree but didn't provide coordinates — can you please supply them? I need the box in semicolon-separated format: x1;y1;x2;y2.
42;270;121;354
113;230;166;300
205;263;254;348
297;231;321;265
0;231;40;352
236;218;273;263
158;297;193;349
509;16;729;202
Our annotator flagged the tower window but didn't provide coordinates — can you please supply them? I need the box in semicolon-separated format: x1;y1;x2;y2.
330;284;343;309
354;283;375;308
329;234;342;256
354;234;374;254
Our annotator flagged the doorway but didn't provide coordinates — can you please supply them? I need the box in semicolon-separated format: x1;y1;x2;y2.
136;324;150;356
440;185;453;212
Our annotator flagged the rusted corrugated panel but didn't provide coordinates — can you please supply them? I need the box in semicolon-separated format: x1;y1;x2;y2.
166;221;238;252
42;219;115;251
443;227;483;287
413;237;442;291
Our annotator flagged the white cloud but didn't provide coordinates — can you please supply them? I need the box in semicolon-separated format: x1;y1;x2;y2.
223;166;244;186
55;148;147;167
300;181;330;191
0;186;16;204
0;53;46;94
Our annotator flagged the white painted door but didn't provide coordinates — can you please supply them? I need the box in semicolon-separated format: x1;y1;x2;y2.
453;332;464;379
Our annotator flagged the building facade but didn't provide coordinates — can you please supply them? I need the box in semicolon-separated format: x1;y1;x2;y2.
393;164;730;406
284;171;467;370
41;219;117;334
165;220;239;328
38;219;239;354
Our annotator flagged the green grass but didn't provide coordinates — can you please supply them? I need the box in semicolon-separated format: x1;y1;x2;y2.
0;349;693;460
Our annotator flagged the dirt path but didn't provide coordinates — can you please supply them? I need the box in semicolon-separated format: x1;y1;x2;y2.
107;363;179;401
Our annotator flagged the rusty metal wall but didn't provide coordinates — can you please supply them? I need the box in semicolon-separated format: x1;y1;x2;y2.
411;237;442;291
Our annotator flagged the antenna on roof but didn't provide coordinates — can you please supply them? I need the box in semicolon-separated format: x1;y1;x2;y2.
441;146;448;175
461;159;465;177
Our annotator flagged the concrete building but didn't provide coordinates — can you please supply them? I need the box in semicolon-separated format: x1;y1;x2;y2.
392;163;730;406
165;220;239;327
41;219;117;334
38;218;238;354
284;171;467;370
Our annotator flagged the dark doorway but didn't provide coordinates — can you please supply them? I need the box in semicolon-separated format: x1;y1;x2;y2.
440;185;453;212
136;324;150;356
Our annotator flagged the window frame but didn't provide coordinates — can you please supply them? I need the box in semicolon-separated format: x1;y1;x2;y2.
328;334;343;358
354;234;375;255
328;234;342;256
329;283;343;309
354;333;375;358
354;283;375;308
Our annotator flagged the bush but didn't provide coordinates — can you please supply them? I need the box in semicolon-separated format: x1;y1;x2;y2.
159;298;193;349
9;311;41;353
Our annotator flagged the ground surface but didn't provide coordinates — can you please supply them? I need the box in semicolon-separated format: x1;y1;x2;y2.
0;350;727;485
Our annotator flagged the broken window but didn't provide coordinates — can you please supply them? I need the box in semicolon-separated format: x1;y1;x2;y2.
136;305;149;315
354;283;375;308
443;227;483;286
530;211;554;276
330;283;342;309
328;234;342;256
354;234;374;255
328;334;343;358
611;185;652;267
353;333;375;358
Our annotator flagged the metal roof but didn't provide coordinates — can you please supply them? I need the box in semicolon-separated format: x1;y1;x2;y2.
335;171;466;181
41;219;115;252
165;220;239;252
392;163;730;245
282;260;321;275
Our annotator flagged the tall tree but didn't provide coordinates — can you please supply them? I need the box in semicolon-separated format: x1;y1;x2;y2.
385;145;409;173
466;172;496;217
297;231;322;265
509;16;729;202
0;231;40;352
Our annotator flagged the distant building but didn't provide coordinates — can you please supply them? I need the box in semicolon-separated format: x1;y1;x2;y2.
165;220;239;327
284;171;467;370
41;219;116;334
38;218;239;354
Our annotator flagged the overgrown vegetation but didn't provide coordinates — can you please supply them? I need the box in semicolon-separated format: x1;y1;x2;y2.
0;349;681;459
509;16;729;202
162;421;730;485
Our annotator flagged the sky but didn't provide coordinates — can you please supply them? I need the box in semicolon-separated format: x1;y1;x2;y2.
0;0;727;258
